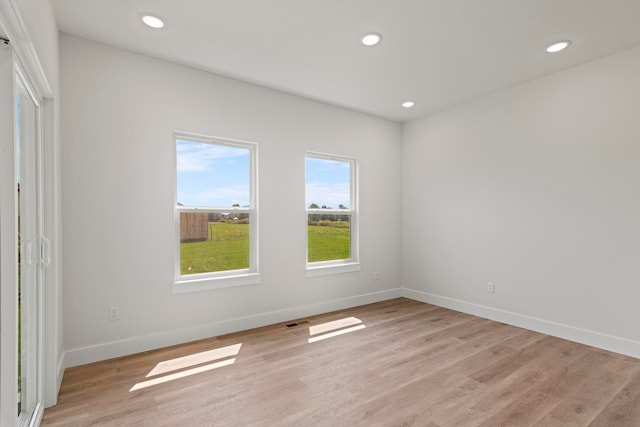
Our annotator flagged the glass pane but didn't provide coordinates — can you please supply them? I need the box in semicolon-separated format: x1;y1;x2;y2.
176;140;250;208
16;85;40;420
305;157;351;209
16;91;22;415
180;212;250;274
308;214;351;262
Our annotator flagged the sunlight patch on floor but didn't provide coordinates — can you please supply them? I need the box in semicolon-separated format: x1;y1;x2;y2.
308;317;365;343
146;343;242;377
130;343;242;392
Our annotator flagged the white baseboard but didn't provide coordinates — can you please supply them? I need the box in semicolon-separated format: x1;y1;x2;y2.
402;288;640;360
64;288;403;367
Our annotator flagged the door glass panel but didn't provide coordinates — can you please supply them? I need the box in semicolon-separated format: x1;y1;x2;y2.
16;82;40;422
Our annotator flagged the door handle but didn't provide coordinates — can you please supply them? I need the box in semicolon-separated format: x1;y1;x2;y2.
41;236;51;267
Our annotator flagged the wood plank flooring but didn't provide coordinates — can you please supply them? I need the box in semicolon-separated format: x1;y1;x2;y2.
41;298;640;426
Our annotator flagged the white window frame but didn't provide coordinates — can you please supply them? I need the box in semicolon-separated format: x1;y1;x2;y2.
305;152;360;277
173;132;260;294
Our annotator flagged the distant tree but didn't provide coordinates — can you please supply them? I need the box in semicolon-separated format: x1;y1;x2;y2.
338;204;347;210
308;204;320;224
208;212;223;222
320;205;331;220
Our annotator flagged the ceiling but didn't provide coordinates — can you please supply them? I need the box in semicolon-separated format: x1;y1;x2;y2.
53;0;640;122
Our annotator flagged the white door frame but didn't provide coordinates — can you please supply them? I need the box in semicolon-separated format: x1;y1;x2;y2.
0;42;46;427
0;38;21;427
17;54;45;427
0;1;60;425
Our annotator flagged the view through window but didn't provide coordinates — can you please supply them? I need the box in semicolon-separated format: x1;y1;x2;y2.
175;136;256;279
306;154;356;264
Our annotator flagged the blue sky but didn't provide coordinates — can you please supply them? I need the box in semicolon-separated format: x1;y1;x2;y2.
177;141;351;209
306;157;351;209
176;140;250;207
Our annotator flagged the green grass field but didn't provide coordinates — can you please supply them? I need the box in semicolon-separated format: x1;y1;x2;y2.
180;222;250;274
307;224;350;262
180;222;350;274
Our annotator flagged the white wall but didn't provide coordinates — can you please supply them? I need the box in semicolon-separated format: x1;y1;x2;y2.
403;46;640;357
60;34;402;366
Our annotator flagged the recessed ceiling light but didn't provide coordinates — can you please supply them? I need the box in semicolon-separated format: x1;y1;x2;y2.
402;101;415;109
545;40;570;53
361;33;382;46
142;14;165;29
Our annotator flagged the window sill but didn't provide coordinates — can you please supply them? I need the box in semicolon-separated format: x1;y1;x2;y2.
305;262;361;278
173;272;261;294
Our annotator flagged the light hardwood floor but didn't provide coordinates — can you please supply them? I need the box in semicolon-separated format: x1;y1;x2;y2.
42;298;640;426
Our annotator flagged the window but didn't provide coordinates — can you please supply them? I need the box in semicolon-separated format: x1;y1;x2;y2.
306;152;359;275
174;133;259;292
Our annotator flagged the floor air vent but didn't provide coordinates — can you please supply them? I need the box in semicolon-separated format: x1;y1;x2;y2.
285;320;309;328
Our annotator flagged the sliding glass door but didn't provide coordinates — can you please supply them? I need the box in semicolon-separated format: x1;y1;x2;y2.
16;71;43;426
0;44;44;427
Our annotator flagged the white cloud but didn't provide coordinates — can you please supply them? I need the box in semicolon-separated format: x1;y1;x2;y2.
179;185;249;207
306;182;350;208
176;141;247;172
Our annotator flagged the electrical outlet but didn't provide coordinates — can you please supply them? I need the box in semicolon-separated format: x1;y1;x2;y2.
487;282;495;293
373;271;379;280
109;306;120;321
